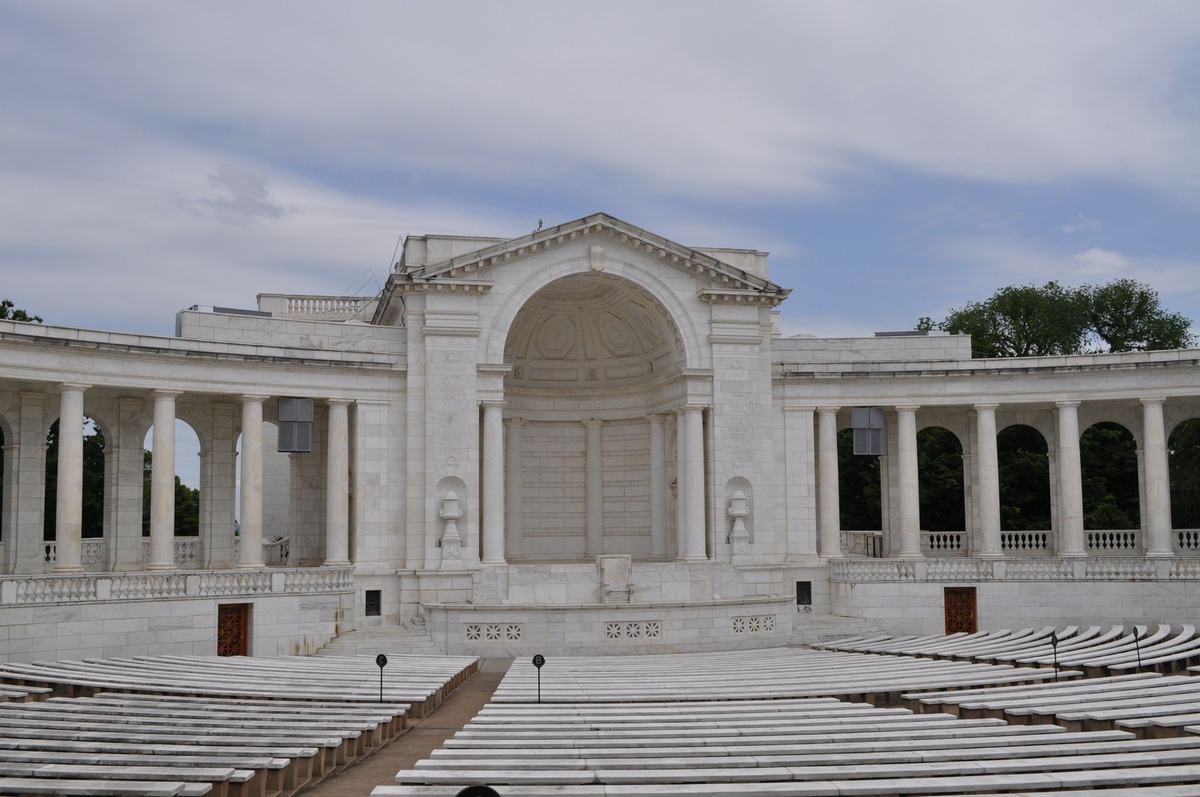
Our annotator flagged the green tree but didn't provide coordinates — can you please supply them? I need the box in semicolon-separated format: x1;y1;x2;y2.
917;427;965;532
837;428;882;531
142;450;201;537
0;298;42;323
1169;418;1200;529
997;425;1051;531
43;419;105;540
1080;422;1139;530
1082;279;1194;352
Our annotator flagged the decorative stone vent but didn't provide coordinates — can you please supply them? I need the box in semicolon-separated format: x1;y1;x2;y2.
732;615;776;634
604;620;661;641
466;623;522;642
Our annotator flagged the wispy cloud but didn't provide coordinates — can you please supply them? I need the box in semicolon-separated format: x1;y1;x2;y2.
1062;213;1102;233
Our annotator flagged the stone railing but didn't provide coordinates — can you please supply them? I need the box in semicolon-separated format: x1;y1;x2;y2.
921;531;965;556
39;536;299;572
1087;529;1141;554
1001;531;1050;554
831;556;1199;582
0;565;354;606
258;294;377;321
1177;530;1200;553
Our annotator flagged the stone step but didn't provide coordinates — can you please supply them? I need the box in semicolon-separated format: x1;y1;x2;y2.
316;625;442;657
789;613;891;647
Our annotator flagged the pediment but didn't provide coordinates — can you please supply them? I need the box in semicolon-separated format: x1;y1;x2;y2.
399;213;789;304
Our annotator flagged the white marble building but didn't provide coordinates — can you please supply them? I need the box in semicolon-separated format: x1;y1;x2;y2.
1;213;1198;660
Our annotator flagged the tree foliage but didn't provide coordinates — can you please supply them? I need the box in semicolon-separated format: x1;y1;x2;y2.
1080;422;1140;530
0;298;42;323
141;450;200;537
916;427;965;532
1170;418;1200;530
43;419;105;540
997;425;1051;531
837;428;881;531
920;279;1194;358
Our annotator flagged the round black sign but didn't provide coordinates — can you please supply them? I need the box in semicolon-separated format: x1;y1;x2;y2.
455;787;501;797
376;654;388;668
532;654;545;668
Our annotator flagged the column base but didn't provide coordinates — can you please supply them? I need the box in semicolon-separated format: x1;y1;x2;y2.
675;556;709;562
480;558;507;565
977;551;1004;559
146;563;178;571
896;552;925;560
323;559;352;567
234;562;266;569
1059;551;1087;558
1145;550;1176;559
51;565;84;574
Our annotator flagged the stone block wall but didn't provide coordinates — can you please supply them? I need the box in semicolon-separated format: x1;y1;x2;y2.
601;419;651;556
520;422;586;559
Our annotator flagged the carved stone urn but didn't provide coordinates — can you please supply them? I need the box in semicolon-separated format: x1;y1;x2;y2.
439;491;463;568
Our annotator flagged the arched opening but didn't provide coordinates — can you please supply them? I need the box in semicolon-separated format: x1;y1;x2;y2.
502;272;685;563
1081;421;1139;530
43;416;105;541
997;424;1051;531
1168;419;1200;543
917;427;965;533
837;427;881;532
142;421;202;539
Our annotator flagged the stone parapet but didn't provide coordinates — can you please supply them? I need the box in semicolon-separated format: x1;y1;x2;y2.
830;556;1200;582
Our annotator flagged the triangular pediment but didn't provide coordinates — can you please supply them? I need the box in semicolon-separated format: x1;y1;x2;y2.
404;213;789;301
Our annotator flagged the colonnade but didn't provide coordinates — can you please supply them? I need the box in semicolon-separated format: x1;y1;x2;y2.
815;399;1177;560
482;404;710;565
20;385;355;574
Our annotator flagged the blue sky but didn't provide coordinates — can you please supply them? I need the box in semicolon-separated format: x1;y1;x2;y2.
4;2;1200;483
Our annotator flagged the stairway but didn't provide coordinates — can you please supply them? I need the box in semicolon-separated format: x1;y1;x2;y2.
788;612;891;647
316;619;443;656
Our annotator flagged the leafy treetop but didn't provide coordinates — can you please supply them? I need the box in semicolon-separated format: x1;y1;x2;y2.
0;298;42;323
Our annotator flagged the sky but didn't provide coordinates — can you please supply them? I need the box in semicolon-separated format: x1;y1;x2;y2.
5;2;1200;485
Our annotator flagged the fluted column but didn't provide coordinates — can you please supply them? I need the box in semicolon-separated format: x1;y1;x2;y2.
817;407;842;559
53;384;88;573
1056;400;1087;557
237;395;267;568
324;399;352;565
504;418;524;559
481;402;506;564
648;414;668;559
584;419;604;558
680;406;707;561
1142;398;1174;558
148;391;182;570
896;405;923;559
975;403;1003;558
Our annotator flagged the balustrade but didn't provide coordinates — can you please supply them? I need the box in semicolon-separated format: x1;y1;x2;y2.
1086;529;1142;554
1000;531;1050;554
1177;529;1200;554
921;531;965;555
831;555;1198;582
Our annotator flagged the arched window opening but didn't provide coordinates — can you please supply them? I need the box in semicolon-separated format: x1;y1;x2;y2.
1080;421;1139;530
917;427;965;532
43;417;105;541
837;428;881;531
1168;417;1200;530
142;421;202;537
997;424;1051;531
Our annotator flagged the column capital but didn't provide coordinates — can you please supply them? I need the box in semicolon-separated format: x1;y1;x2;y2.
894;404;920;413
503;416;525;427
582;418;605;428
57;382;90;393
679;405;705;416
1139;396;1167;406
241;393;270;403
151;389;183;399
325;397;354;407
816;406;840;415
1054;399;1081;409
973;402;1000;411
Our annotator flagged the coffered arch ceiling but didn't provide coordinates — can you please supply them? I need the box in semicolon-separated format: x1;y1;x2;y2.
504;273;684;395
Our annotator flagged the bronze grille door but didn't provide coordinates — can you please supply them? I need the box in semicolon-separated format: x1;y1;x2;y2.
944;587;977;634
217;603;249;656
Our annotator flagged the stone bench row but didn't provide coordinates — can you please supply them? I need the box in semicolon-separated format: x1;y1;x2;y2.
0;654;478;717
490;648;1066;704
373;783;1200;797
899;672;1200;739
383;698;1200;794
822;625;1200;676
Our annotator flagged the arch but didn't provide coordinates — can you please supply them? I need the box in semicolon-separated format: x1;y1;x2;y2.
1080;421;1139;530
486;255;705;369
997;424;1051;531
836;427;881;532
916;426;965;533
1168;417;1200;530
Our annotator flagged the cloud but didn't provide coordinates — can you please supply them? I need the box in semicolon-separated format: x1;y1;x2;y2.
181;165;289;227
1062;213;1103;233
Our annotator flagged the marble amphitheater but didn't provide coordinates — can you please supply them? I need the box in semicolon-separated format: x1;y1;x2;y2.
1;212;1200;796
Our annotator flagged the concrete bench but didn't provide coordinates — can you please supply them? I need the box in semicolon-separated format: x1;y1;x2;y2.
0;764;253;797
0;777;210;796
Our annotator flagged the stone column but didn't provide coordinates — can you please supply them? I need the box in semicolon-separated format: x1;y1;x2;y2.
147;391;181;570
817;407;842;559
1141;398;1174;558
237;395;267;568
680;406;707;561
583;419;604;558
974;403;1003;558
1055;400;1087;557
895;405;923;559
480;402;506;564
7;392;47;574
504;418;524;559
648;414;668;559
324;399;352;565
675;413;686;560
53;384;88;573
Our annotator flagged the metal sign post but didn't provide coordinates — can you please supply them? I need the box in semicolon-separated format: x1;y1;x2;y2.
1050;632;1059;682
1134;627;1143;669
532;654;545;704
376;654;388;703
